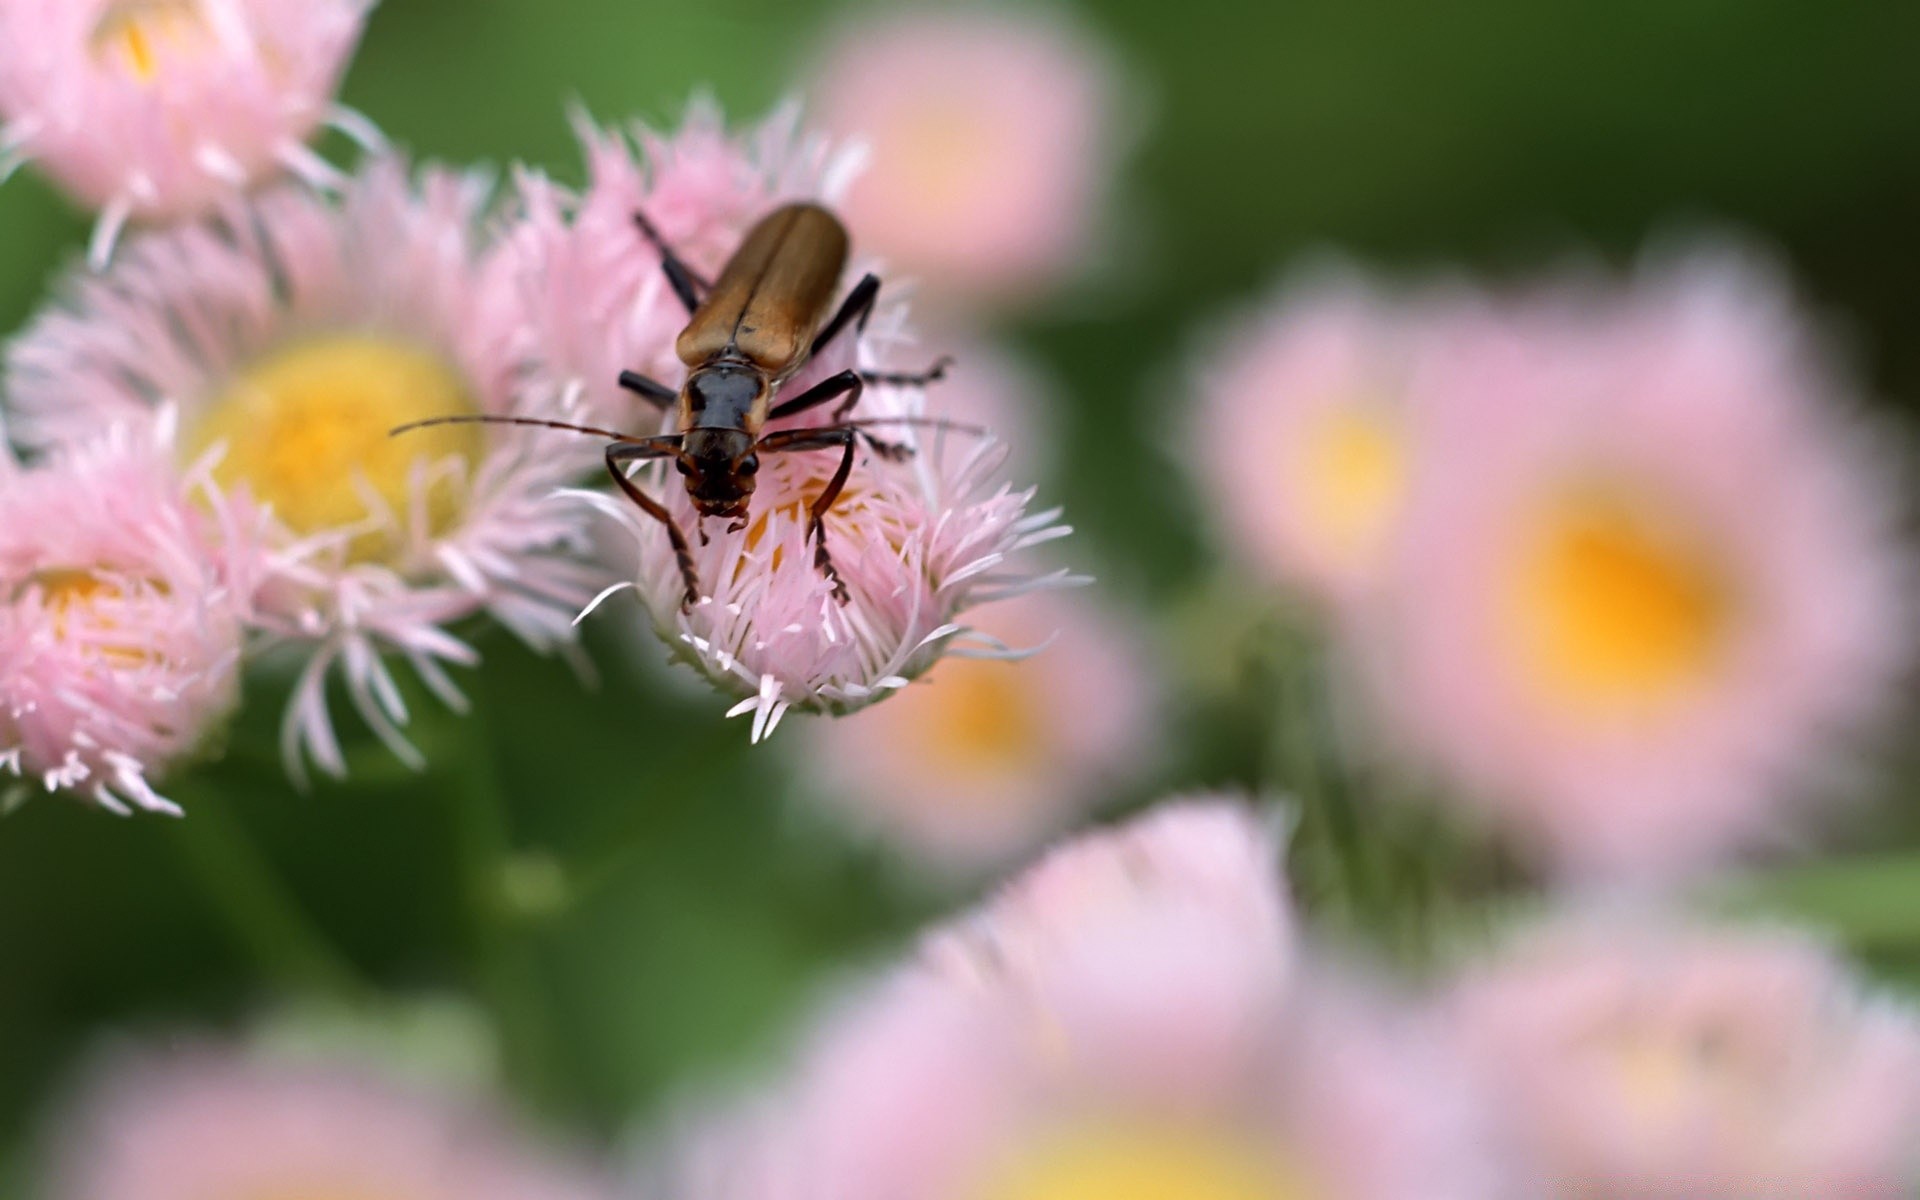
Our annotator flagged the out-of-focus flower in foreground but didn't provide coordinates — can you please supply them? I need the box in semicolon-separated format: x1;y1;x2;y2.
661;801;1518;1200
1191;267;1455;613
798;590;1160;874
1451;909;1920;1197
0;0;378;266
802;6;1128;315
4;159;605;781
506;102;1074;737
0;426;258;814
1369;249;1908;880
44;1041;608;1200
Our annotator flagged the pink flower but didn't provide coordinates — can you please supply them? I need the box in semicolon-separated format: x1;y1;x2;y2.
655;802;1520;1200
1451;909;1920;1197
0;0;378;267
4;159;607;782
802;6;1130;315
44;1041;608;1200
504;101;1075;735
795;589;1160;873
1364;247;1909;879
0;423;259;815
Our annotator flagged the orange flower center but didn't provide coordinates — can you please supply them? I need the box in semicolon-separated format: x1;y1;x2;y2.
22;569;155;667
1506;483;1733;718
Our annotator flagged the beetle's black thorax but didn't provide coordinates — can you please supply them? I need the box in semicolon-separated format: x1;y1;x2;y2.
685;360;768;432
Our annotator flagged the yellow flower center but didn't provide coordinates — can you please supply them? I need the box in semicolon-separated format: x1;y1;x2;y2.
25;569;153;667
887;100;1001;221
1290;402;1407;573
971;1123;1315;1200
1506;484;1732;717
91;0;209;82
912;655;1046;776
184;336;482;565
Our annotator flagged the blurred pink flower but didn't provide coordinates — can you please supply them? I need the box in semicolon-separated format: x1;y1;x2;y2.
0;0;378;267
1191;266;1458;611
1365;248;1909;879
499;97;865;430
796;589;1160;873
803;6;1128;315
1451;909;1920;1197
45;1042;608;1200
0;423;259;815
658;801;1519;1200
4;159;606;782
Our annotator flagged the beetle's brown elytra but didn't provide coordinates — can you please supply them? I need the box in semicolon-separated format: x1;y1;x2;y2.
392;201;960;611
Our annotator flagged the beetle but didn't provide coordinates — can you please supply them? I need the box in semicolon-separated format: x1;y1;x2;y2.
395;201;955;609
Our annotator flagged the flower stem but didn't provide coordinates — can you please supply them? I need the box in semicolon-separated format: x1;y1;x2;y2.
442;706;562;1108
167;776;371;1002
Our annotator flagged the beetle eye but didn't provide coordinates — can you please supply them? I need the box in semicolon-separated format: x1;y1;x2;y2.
675;458;692;476
737;454;759;476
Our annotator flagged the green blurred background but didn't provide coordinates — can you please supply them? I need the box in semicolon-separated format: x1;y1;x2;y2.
3;0;1919;1180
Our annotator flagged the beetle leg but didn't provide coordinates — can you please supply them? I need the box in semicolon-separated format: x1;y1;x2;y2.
811;272;880;360
767;368;863;422
605;438;702;610
861;355;955;390
757;426;860;605
632;209;711;316
617;369;677;410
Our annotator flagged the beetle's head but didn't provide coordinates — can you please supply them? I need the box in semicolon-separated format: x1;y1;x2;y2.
678;427;758;522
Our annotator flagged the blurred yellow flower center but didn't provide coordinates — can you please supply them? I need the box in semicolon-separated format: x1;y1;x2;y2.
1602;1022;1748;1129
28;569;151;667
185;336;482;565
91;0;209;82
891;101;997;219
1508;486;1732;716
1291;403;1406;570
915;656;1045;775
973;1124;1313;1200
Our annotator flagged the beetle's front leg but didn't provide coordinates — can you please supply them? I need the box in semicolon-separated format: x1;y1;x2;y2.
757;426;859;605
605;439;702;610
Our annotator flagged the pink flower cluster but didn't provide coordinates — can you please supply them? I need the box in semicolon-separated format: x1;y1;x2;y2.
1193;248;1909;882
0;11;1077;808
625;803;1920;1198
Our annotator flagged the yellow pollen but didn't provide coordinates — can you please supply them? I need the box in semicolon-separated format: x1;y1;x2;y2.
90;0;208;82
1507;485;1732;717
26;569;153;667
184;336;482;565
971;1123;1314;1200
1291;402;1407;570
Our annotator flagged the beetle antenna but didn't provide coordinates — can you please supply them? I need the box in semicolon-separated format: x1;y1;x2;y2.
815;416;992;438
390;414;644;442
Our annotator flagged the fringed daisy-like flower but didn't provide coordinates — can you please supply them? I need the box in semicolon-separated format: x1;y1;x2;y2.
0;0;379;267
44;1041;610;1200
1451;909;1920;1196
801;6;1128;315
4;158;607;781
499;96;864;430
502;100;1075;737
1366;247;1909;880
658;802;1520;1200
0;424;259;815
1191;266;1462;612
798;589;1160;874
